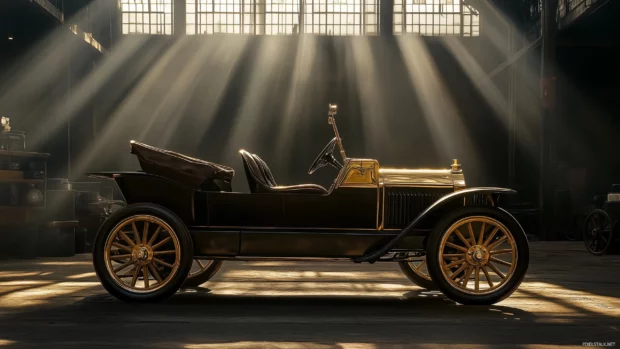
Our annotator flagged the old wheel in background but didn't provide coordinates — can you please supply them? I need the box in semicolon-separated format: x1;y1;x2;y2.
583;209;613;256
398;257;437;290
427;206;529;305
93;204;193;302
183;259;223;287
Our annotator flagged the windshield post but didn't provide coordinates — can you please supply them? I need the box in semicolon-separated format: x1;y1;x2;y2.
328;104;347;162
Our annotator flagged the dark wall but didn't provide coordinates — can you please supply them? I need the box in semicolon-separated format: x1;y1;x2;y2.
0;1;110;179
552;1;620;212
2;1;529;196
1;30;103;179
555;45;620;209
79;34;511;193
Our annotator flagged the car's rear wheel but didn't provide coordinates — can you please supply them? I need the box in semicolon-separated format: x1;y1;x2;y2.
93;203;193;302
426;206;529;305
398;257;437;290
183;259;223;287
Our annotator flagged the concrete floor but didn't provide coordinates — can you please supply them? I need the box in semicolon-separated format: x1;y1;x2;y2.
0;242;619;348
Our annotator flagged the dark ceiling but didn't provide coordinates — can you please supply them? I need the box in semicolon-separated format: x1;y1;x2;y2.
0;1;60;44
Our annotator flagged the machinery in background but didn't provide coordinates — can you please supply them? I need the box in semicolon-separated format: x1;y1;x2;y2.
583;184;620;255
1;116;26;151
72;181;126;252
44;179;125;256
0;117;49;258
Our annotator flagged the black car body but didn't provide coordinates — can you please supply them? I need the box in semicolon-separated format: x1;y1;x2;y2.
90;105;529;305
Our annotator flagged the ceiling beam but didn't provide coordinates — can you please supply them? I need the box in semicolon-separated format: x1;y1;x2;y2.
557;0;608;30
28;0;64;23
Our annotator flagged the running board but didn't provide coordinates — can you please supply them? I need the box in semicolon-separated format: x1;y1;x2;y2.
377;251;425;262
203;256;354;262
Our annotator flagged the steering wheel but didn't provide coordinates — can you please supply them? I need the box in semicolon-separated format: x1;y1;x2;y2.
308;137;343;175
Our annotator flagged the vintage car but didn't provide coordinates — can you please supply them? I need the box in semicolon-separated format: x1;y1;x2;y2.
89;105;529;305
583;185;620;255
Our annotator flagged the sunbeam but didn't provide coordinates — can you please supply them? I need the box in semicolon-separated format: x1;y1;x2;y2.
223;38;296;162
443;36;539;158
396;36;481;168
27;36;149;151
0;0;117;140
72;37;189;177
344;37;387;157
276;35;318;166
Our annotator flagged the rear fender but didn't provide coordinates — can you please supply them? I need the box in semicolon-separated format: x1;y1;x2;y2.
356;187;516;263
87;172;199;224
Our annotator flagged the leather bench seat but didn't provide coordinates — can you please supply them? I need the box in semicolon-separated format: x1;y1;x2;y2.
239;150;328;195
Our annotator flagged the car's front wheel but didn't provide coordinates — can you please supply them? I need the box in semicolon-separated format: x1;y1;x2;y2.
426;206;529;305
92;203;194;302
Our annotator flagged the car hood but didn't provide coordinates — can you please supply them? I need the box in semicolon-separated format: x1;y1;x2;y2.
378;168;465;188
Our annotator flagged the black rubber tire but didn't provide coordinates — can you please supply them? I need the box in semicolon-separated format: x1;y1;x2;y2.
426;206;529;305
398;260;438;290
183;260;224;287
92;203;194;303
583;209;613;256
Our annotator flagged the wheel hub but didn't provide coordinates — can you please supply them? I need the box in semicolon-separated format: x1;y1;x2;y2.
132;245;153;266
467;245;489;266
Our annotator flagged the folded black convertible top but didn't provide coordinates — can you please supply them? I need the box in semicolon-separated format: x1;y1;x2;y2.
130;140;234;189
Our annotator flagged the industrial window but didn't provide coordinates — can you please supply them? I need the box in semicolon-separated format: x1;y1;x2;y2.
265;0;301;35
393;0;479;37
304;0;378;36
186;0;378;35
558;0;584;19
187;0;254;34
121;0;174;35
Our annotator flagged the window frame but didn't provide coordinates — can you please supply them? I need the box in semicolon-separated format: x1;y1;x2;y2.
186;0;379;36
121;0;174;35
393;0;480;37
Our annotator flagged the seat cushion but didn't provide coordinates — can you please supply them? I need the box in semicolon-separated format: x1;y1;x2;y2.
239;150;328;195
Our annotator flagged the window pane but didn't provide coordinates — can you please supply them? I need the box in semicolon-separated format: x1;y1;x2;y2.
394;0;479;37
121;0;174;36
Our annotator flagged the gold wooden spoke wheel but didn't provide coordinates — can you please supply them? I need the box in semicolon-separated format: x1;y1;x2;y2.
104;215;181;293
189;259;216;278
439;216;517;295
407;257;431;281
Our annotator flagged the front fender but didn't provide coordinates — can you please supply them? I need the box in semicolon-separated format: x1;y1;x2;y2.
355;187;516;263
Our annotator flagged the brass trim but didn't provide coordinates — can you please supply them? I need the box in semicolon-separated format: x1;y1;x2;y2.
382;184;455;188
333;158;381;189
487;194;495;207
329;158;469;231
379;168;454;187
330;157;382;230
327;104;347;162
379;186;386;230
341;160;379;187
376;185;380;230
331;158;351;190
452;172;467;192
451;159;462;172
